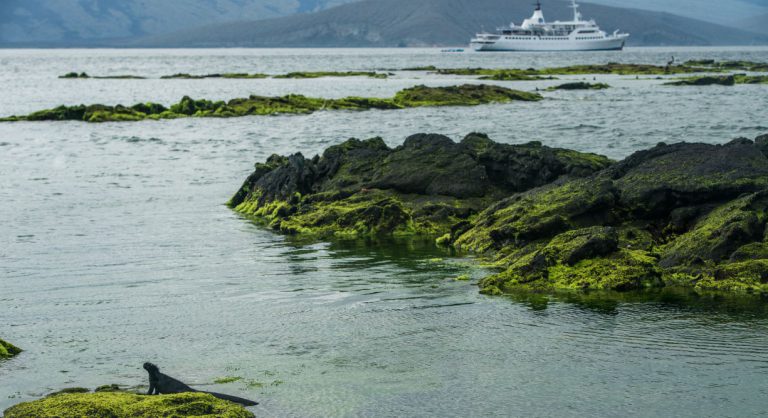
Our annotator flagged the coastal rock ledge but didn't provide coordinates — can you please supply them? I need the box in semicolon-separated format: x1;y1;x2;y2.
231;133;768;294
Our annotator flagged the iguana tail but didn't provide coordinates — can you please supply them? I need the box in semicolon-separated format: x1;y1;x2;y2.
201;391;258;406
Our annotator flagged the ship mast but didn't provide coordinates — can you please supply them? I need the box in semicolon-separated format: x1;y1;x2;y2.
535;0;541;11
570;0;582;22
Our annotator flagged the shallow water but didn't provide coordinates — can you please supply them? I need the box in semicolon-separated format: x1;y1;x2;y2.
1;47;768;417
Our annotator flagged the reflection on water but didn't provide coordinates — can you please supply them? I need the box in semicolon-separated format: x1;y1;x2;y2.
1;47;768;417
507;287;768;318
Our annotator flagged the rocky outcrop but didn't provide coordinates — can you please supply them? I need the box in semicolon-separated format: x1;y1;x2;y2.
666;75;768;86
0;85;542;123
666;75;736;86
453;136;768;293
0;339;21;359
232;132;768;294
229;133;611;238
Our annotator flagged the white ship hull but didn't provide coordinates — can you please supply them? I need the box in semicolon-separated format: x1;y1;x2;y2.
470;1;629;53
472;35;627;52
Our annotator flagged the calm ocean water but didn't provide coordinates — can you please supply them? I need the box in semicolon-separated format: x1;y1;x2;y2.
1;47;768;417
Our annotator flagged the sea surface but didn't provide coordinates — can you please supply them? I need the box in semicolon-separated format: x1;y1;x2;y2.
1;47;768;417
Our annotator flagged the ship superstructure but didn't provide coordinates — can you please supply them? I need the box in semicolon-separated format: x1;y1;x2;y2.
470;0;629;51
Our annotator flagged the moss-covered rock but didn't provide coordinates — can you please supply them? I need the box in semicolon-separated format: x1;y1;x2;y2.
392;84;541;107
534;63;714;75
0;338;22;359
273;71;387;79
457;136;768;293
683;60;768;72
3;392;254;418
2;85;541;123
161;73;269;79
665;75;736;86
59;72;89;79
734;74;768;84
230;133;611;239
231;131;768;295
59;72;146;79
546;82;610;91
160;73;207;79
418;68;552;80
419;63;716;77
479;72;555;81
665;74;768;86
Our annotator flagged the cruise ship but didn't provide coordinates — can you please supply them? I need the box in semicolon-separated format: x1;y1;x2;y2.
470;0;629;52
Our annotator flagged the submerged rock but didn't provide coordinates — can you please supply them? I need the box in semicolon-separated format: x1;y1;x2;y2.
665;75;736;86
0;338;22;359
546;82;610;91
2;85;541;123
229;133;611;238
3;392;254;418
455;136;768;293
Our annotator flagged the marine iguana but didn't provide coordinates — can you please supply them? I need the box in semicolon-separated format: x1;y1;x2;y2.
143;362;258;406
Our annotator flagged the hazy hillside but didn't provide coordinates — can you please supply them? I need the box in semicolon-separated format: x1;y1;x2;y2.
134;0;768;48
739;13;768;35
0;0;357;45
585;0;767;24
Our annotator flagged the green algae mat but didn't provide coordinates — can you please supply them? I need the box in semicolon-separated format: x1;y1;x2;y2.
0;84;541;123
3;392;254;418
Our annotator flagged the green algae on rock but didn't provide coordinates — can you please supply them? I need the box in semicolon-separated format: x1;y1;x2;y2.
59;72;90;79
59;72;146;79
2;84;542;123
214;376;243;384
666;74;768;86
665;75;736;86
63;71;384;80
392;84;541;107
683;60;768;72
479;72;556;81
273;71;388;79
419;68;553;80
452;135;768;294
229;133;611;239
410;63;716;77
3;392;254;418
545;82;610;91
161;73;269;79
0;339;22;359
526;63;713;75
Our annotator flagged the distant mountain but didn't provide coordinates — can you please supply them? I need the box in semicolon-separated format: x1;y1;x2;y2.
584;0;768;25
0;0;357;45
739;13;768;35
133;0;768;48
